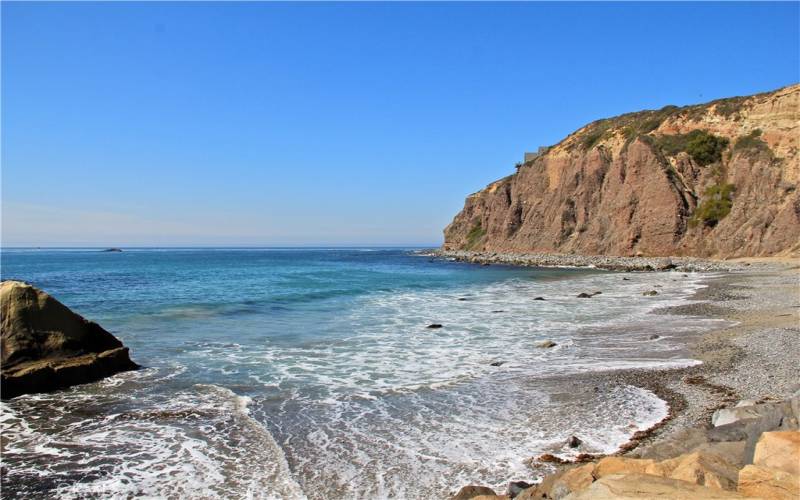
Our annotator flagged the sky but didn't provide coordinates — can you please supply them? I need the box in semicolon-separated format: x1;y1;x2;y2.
2;2;798;247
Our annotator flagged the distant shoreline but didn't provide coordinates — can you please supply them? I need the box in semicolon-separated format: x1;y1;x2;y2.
427;249;778;273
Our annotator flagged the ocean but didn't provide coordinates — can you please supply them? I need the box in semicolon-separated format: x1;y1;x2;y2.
0;248;722;499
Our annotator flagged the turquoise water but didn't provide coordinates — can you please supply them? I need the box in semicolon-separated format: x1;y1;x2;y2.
0;248;720;499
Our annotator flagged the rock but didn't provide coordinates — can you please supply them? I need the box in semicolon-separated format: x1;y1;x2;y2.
622;277;630;280
490;361;505;367
492;310;505;313
712;401;790;427
566;473;748;499
566;436;582;448
451;485;498;500
426;323;443;329
594;457;656;478
738;464;800;499
458;298;469;301
752;431;800;475
642;290;659;296
101;247;123;252
549;463;595;499
576;292;601;298
647;334;660;340
735;400;758;408
536;340;557;348
507;481;532;498
515;471;566;500
533;297;546;301
645;451;739;491
1;280;139;399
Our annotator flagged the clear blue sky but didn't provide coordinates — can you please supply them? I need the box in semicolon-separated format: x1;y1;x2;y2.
2;2;798;247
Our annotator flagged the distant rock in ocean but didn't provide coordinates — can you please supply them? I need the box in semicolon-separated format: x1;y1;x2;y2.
102;248;123;252
0;280;139;399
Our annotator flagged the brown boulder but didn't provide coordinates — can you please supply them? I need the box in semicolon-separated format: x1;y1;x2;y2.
1;280;139;399
593;457;655;478
565;473;748;499
645;451;739;491
752;431;800;476
548;463;596;499
737;464;800;499
451;485;498;500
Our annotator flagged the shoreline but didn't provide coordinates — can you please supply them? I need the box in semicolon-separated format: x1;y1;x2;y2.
427;249;770;272
449;257;800;498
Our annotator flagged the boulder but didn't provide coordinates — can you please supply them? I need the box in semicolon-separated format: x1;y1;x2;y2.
566;435;583;448
752;431;800;475
533;297;546;301
1;280;139;399
536;340;557;348
737;464;800;499
549;463;596;499
565;473;748;499
451;485;497;500
642;290;659;296
507;481;532;498
645;451;739;491
427;323;443;329
594;457;656;478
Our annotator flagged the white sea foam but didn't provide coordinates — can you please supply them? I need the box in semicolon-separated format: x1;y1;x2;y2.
2;270;723;499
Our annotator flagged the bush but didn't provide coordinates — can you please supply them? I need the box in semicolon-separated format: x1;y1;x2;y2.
733;129;772;158
656;130;729;166
466;222;486;249
582;129;605;150
690;183;735;228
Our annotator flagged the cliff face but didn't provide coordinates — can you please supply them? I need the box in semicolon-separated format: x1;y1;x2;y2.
444;84;800;258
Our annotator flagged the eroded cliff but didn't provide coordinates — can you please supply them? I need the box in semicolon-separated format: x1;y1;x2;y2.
444;84;799;258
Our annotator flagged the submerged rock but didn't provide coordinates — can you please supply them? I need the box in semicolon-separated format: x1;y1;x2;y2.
567;435;583;448
537;340;557;348
1;280;139;399
426;323;443;329
643;290;659;296
533;297;546;301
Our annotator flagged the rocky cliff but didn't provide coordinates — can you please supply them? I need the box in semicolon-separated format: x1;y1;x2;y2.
444;84;799;258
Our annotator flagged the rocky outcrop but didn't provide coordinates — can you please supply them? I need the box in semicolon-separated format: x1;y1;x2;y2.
1;280;139;399
501;396;800;500
444;84;800;258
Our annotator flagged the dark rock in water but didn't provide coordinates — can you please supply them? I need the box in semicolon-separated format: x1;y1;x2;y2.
537;340;557;348
451;485;497;500
490;361;505;367
648;334;661;340
491;310;505;313
427;323;443;329
102;248;123;252
643;290;659;296
508;481;533;498
533;296;546;301
458;298;469;301
622;277;630;280
567;435;583;448
1;280;139;399
577;291;602;298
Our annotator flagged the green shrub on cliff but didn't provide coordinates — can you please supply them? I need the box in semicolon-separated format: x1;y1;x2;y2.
733;129;772;158
657;130;729;166
465;222;486;249
690;183;735;228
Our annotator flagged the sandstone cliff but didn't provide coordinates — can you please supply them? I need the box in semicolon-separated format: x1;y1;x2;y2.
1;280;139;399
444;84;799;258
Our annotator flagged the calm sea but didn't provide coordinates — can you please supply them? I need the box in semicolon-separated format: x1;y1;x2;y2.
0;248;720;498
